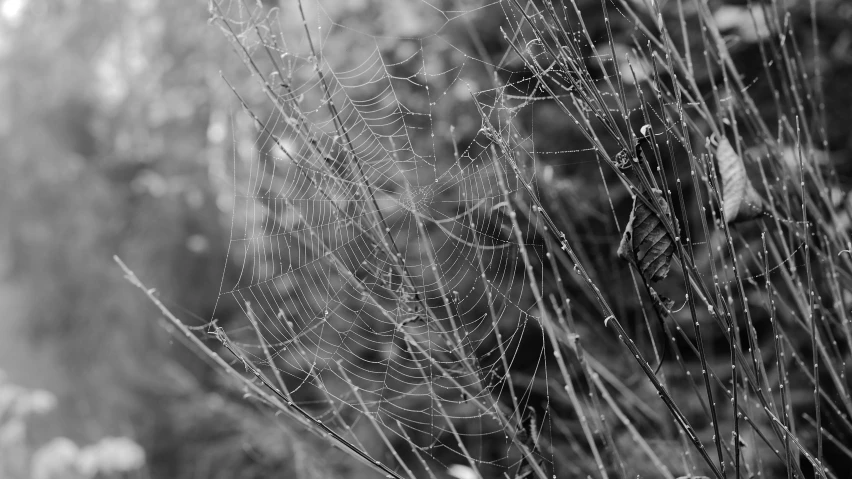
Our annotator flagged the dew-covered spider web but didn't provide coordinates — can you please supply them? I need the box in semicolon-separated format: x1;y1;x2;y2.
202;0;837;477
208;2;622;476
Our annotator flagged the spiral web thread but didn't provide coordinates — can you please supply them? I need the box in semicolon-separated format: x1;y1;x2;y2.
205;0;841;477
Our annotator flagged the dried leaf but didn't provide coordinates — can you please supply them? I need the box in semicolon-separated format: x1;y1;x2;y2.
618;188;678;283
519;406;538;449
648;286;674;373
514;407;544;479
649;287;675;317
716;137;764;223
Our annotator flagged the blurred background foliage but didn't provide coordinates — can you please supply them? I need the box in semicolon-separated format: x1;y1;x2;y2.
0;0;320;476
1;0;851;478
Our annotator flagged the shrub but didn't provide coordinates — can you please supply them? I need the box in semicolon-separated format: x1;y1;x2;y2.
122;0;852;477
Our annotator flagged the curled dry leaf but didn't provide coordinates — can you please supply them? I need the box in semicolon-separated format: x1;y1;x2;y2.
618;188;678;283
716;136;764;223
649;286;675;317
648;285;675;373
513;406;545;479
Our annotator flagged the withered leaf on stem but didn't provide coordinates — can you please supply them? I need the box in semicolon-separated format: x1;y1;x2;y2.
618;188;678;283
514;406;543;479
715;136;764;224
649;286;675;317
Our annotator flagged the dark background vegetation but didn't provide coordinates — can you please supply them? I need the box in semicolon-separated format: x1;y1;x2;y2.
2;0;852;477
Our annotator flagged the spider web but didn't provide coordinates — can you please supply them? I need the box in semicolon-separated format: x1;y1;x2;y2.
209;0;678;477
